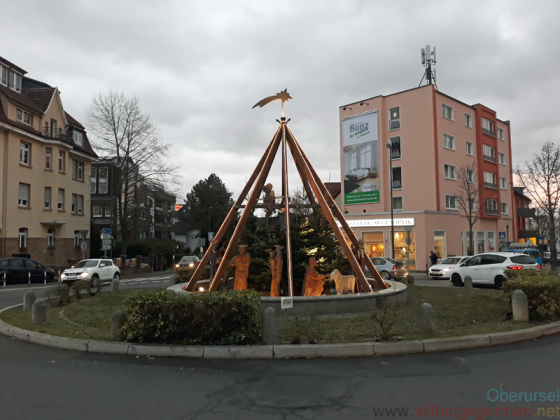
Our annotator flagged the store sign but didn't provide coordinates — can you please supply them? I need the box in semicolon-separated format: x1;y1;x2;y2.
337;218;414;228
341;110;380;205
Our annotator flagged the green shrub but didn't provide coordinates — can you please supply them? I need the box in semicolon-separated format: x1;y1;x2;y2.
174;266;211;285
45;284;71;306
122;288;262;345
502;270;560;320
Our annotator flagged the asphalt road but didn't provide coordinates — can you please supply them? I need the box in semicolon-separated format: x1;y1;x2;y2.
1;272;560;420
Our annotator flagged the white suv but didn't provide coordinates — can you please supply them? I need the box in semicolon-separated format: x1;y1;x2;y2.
61;259;120;285
450;252;540;288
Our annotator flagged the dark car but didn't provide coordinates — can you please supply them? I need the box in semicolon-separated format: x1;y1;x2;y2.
0;257;55;284
176;256;201;268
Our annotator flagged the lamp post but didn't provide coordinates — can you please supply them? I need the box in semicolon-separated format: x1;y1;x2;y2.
208;207;213;238
386;142;395;259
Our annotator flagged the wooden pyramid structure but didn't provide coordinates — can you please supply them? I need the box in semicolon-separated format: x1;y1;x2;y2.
184;115;389;294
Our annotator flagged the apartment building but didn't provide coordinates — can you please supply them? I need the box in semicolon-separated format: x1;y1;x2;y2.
0;56;97;266
339;84;521;270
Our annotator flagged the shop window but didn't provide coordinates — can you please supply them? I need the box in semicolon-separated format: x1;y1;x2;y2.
363;232;384;258
434;231;446;259
487;232;496;252
477;231;486;253
394;231;415;269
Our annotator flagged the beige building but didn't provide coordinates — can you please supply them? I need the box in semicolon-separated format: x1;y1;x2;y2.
0;56;97;266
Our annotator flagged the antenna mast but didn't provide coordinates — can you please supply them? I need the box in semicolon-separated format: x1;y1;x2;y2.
419;45;437;89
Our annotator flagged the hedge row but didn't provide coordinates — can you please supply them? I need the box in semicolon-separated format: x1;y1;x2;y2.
503;269;560;321
122;288;262;345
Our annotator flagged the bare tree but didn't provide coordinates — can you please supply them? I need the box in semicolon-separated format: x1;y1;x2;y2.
515;142;560;270
86;90;181;253
453;161;480;255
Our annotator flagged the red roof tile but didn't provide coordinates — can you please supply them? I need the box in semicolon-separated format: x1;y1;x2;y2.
324;182;341;199
0;84;44;114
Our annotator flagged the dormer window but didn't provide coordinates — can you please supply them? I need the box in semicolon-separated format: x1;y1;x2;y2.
72;130;84;146
1;66;22;92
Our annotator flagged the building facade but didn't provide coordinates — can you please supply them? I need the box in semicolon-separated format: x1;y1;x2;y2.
0;56;97;266
339;84;519;270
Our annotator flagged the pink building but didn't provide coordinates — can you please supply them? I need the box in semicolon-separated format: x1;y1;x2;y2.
339;84;519;270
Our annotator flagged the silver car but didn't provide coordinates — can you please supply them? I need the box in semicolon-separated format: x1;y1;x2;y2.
429;256;470;280
365;257;409;280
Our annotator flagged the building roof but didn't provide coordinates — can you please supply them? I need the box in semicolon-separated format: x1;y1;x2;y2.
24;87;56;112
0;56;27;75
324;182;341;199
0;84;44;114
513;187;531;203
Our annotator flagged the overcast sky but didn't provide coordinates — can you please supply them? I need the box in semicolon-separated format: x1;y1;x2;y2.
3;0;559;201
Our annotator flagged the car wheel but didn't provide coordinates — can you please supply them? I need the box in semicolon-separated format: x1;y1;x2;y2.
89;275;100;296
451;273;464;287
380;271;391;280
494;275;506;289
114;273;120;282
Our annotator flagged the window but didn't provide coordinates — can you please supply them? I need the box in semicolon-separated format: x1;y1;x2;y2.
487;232;497;252
47;229;55;248
498;152;506;165
443;134;455;150
74;231;81;248
389;106;400;131
481;118;494;135
1;66;8;86
16;109;32;125
20;142;30;165
389;136;401;159
50;120;58;139
99;167;109;193
104;205;112;217
72;160;85;180
483;144;495;162
445;195;458;210
18;228;27;250
45;148;52;169
484;171;497;188
465;113;472;128
467;169;475;183
477;232;486;253
444;164;457;180
44;187;51;210
500;177;507;190
72;130;84;146
468;197;477;212
1;67;22;92
442;104;454;120
497;128;504;140
434;231;446;259
93;206;103;217
72;194;77;213
485;199;498;215
501;202;508;215
391;166;402;189
393;196;403;211
77;195;84;215
18;183;30;207
91;167;97;194
57;189;65;211
466;141;473;156
58;151;65;172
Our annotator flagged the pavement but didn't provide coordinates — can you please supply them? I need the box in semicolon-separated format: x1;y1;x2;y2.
2;271;560;419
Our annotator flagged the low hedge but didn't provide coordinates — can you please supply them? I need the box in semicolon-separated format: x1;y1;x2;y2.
503;269;560;320
122;288;262;345
174;266;211;285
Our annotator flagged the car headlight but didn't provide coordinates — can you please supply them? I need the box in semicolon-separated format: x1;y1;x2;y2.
175;264;180;268
443;268;451;272
189;263;194;267
80;272;88;277
61;273;66;279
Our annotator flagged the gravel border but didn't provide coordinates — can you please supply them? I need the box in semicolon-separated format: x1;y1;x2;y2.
2;303;560;359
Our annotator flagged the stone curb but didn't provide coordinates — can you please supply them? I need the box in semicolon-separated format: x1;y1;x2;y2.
1;304;560;360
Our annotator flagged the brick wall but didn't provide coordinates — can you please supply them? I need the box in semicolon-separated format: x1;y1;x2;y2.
2;238;91;266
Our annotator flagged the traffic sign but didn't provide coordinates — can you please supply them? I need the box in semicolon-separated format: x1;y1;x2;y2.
80;241;87;251
101;245;111;251
499;232;506;240
79;230;89;239
102;239;112;246
208;232;215;241
101;234;112;240
102;228;112;234
405;237;412;246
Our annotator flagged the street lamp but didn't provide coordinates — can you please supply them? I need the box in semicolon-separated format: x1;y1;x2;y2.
386;142;395;259
208;207;213;238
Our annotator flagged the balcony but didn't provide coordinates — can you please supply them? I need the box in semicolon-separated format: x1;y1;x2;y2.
485;208;498;216
483;154;496;163
482;128;495;136
517;208;536;218
42;127;67;141
518;230;538;239
484;182;498;189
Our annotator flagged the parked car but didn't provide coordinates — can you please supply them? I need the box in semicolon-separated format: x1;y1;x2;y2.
176;256;201;268
504;248;543;266
60;259;120;285
429;256;470;280
365;257;408;280
450;252;540;288
0;257;55;284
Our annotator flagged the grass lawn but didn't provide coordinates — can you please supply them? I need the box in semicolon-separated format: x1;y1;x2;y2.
0;285;554;344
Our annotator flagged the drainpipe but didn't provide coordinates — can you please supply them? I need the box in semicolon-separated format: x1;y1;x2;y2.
1;129;10;256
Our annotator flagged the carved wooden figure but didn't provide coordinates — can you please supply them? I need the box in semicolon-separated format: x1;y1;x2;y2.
303;257;329;296
267;245;284;297
230;245;251;290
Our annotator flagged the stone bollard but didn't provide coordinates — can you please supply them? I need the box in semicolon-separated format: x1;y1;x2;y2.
169;276;176;286
111;279;119;293
262;307;280;345
32;299;47;325
23;291;36;311
512;290;529;322
418;303;436;334
407;275;415;285
111;310;127;341
464;276;473;290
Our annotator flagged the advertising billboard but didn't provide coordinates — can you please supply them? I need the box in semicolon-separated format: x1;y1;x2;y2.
341;111;379;205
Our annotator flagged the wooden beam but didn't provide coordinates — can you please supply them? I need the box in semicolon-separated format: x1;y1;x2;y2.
208;127;283;290
184;126;281;291
287;127;389;289
281;124;294;297
285;129;373;293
